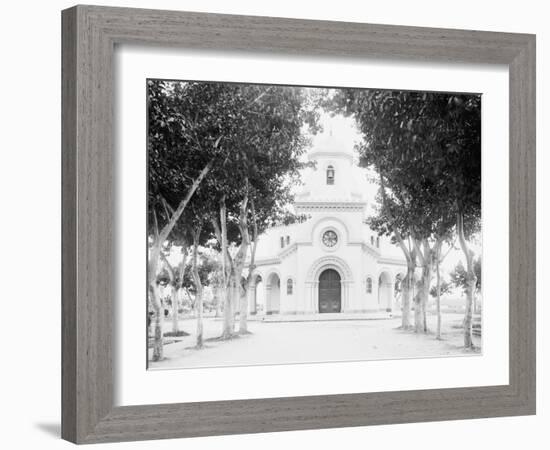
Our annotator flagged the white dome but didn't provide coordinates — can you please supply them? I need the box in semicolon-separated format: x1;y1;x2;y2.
308;126;355;161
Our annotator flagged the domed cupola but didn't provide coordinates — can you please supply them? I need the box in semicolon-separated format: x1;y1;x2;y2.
307;128;355;163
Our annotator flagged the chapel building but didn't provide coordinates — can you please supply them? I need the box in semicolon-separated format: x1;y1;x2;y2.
247;125;407;316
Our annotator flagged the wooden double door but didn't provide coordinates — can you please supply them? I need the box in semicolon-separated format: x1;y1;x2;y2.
318;269;341;313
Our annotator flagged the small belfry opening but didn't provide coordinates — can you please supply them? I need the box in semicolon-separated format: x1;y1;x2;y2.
326;165;335;185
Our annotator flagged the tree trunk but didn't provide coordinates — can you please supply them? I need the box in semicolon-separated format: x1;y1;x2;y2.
172;246;188;334
239;214;258;335
391;238;416;330
218;199;235;340
191;229;204;348
232;188;250;335
169;284;178;334
148;242;164;361
401;257;415;329
412;240;423;334
436;254;442;340
421;242;431;333
411;238;435;334
215;187;251;339
172;294;180;329
213;286;222;318
411;239;431;333
239;285;250;334
463;281;474;348
149;283;164;361
221;279;236;339
413;282;423;333
159;247;180;336
457;213;477;349
378;177;415;330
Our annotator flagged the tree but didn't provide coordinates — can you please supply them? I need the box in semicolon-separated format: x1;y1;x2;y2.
185;213;221;348
157;243;188;337
430;263;453;340
369;184;418;330
147;80;245;360
435;95;481;347
200;84;317;338
171;248;189;334
425;234;458;340
149;81;319;345
451;258;482;316
330;89;480;342
154;212;194;337
189;228;210;348
334;90;457;332
162;235;221;348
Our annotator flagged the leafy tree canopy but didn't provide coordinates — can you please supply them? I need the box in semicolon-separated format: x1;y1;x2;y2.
329;89;481;242
148;80;320;246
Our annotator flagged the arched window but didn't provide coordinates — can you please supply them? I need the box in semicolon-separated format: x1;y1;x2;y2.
366;277;373;294
286;235;290;245
370;236;374;246
280;236;284;248
326;165;335;185
287;278;293;295
376;236;380;248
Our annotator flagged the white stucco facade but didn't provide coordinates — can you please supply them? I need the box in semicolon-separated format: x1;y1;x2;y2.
247;126;407;316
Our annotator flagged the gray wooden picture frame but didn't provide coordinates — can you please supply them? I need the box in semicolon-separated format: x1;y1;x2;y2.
61;5;536;444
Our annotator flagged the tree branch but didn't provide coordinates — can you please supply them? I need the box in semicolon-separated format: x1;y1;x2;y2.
160;194;175;218
158;159;213;245
410;233;426;266
152;207;159;240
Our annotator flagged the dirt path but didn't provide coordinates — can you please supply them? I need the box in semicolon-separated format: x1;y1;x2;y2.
149;312;480;370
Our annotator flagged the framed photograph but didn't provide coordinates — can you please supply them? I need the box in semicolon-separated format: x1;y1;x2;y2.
62;5;536;444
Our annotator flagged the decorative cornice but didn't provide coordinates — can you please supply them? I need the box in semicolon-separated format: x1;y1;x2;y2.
295;201;366;212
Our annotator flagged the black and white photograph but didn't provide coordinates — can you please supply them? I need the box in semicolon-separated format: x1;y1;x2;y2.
147;80;482;370
2;0;543;447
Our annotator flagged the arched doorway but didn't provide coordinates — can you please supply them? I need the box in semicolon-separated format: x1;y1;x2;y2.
266;273;280;314
378;271;393;311
318;269;341;313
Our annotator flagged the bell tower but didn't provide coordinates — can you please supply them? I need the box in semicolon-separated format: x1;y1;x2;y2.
295;121;366;214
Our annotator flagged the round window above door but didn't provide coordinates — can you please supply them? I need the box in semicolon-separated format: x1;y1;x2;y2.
322;230;338;247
